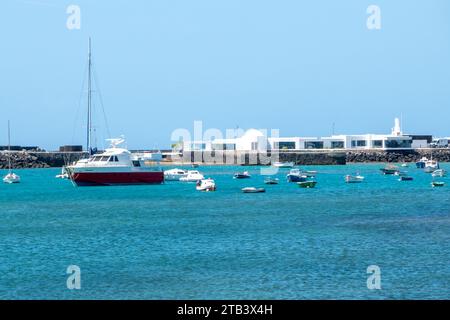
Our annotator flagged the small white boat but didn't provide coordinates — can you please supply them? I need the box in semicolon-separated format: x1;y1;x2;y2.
345;175;364;183
264;177;279;184
179;170;204;182
196;178;216;191
302;170;317;177
424;157;439;172
272;161;294;168
286;169;308;182
401;163;409;167
432;169;447;177
416;157;429;169
164;168;188;181
431;181;445;187
242;187;266;193
55;167;69;179
3;121;20;184
3;172;20;184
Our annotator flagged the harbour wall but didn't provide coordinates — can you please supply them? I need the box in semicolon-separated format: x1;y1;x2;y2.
0;151;86;169
346;149;450;163
172;150;347;165
2;149;450;168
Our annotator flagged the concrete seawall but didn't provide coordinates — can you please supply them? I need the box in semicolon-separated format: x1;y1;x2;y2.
1;149;450;168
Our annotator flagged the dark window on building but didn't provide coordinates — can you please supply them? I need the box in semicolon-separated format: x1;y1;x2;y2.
352;140;366;147
276;142;296;150
331;141;344;149
385;139;412;148
305;141;324;149
372;140;383;148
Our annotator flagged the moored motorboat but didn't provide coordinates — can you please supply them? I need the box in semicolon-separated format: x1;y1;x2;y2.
286;169;308;182
242;187;266;193
196;178;216;191
401;163;409;167
66;40;164;187
380;165;399;175
394;170;408;177
298;181;317;188
399;176;414;181
431;181;445;187
416;157;428;169
3;172;20;184
345;175;364;183
264;177;279;185
67;138;164;186
424;159;439;172
164;168;188;181
432;169;447;177
179;170;204;182
272;161;294;168
233;171;251;179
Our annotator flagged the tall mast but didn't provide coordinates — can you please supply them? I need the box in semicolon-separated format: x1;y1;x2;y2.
87;37;92;155
7;120;11;172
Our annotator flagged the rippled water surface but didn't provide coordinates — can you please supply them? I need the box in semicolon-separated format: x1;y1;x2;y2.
0;164;449;299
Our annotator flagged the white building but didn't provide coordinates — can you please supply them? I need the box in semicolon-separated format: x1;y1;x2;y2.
182;118;430;152
183;129;268;152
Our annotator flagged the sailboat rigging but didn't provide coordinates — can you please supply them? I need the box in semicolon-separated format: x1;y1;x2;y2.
66;39;164;186
3;121;21;184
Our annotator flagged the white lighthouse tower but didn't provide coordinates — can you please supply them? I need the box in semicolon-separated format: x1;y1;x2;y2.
391;117;402;136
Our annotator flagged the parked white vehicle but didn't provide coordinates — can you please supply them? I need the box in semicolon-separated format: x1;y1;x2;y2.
179;170;204;182
430;138;449;148
164;168;188;181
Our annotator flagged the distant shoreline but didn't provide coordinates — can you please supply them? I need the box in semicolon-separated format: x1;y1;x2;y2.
2;149;450;169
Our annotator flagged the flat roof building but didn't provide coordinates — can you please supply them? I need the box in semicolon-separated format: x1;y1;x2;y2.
182;118;434;152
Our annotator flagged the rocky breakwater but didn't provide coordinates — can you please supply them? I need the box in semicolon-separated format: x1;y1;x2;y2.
346;149;450;163
0;151;50;169
0;151;86;169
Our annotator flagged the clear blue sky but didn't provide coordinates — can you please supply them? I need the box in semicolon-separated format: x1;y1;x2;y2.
1;0;449;150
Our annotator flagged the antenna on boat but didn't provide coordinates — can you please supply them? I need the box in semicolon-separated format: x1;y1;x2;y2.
87;37;92;155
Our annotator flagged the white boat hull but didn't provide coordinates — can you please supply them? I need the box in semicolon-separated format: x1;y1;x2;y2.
3;173;20;184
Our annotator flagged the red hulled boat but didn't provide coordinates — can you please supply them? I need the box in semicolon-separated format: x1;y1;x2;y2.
67;138;164;186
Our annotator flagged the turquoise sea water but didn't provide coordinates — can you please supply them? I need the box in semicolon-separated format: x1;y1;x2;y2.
0;164;449;299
